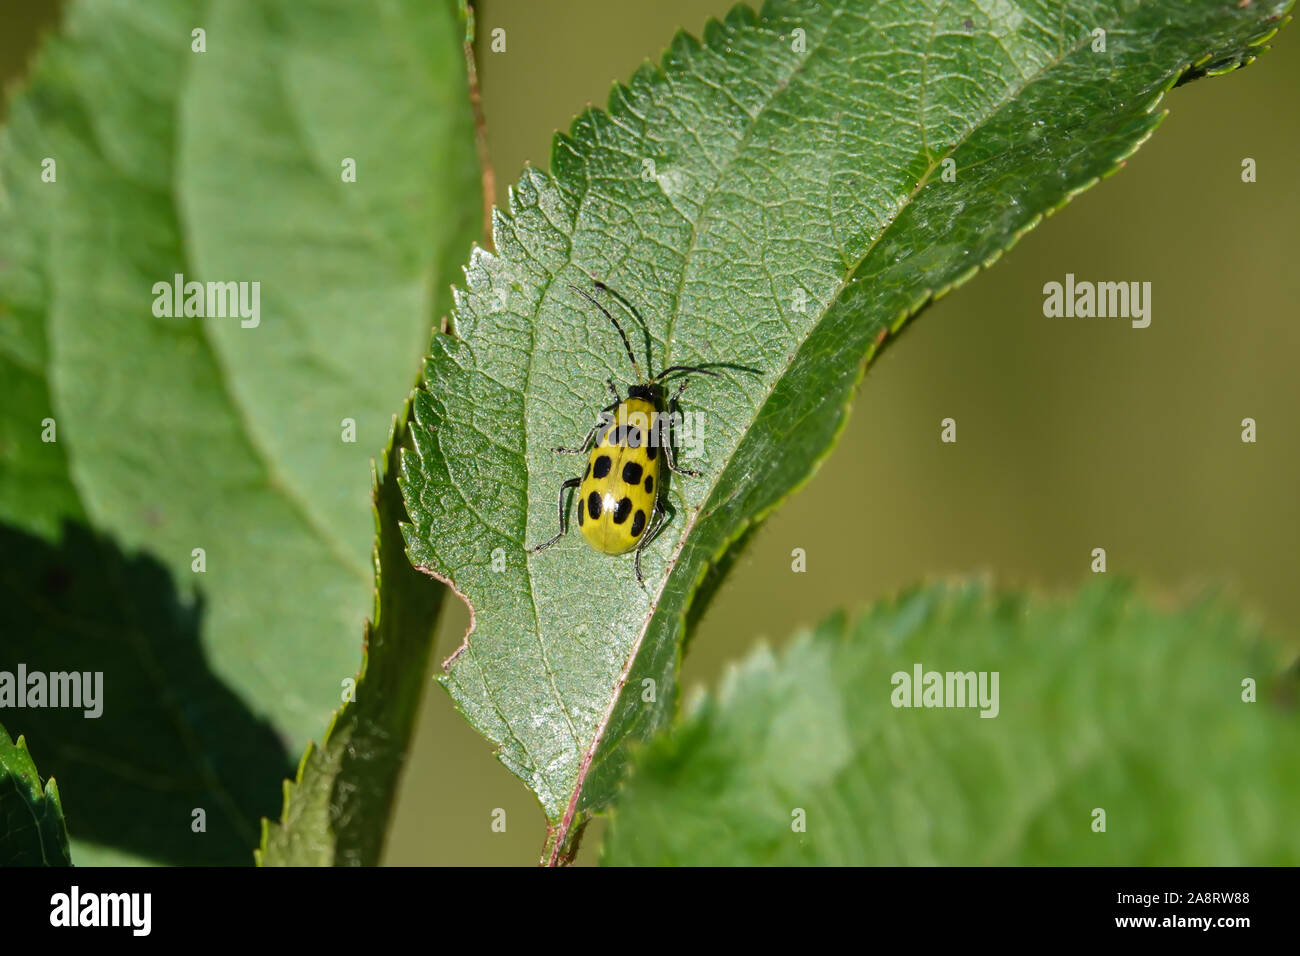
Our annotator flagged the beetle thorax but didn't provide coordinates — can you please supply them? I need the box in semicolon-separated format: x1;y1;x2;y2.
603;396;660;447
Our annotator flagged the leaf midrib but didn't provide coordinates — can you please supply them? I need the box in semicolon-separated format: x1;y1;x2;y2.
522;266;585;796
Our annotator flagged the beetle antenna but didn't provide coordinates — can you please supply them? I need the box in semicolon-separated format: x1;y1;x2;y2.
592;280;654;374
569;284;642;380
657;365;722;380
656;362;761;382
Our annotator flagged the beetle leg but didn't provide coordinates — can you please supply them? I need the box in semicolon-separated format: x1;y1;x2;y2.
664;442;700;477
529;477;581;552
633;496;670;585
554;387;620;454
553;420;601;455
664;379;702;477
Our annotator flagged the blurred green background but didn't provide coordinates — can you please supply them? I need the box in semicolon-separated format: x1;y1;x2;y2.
4;1;1297;865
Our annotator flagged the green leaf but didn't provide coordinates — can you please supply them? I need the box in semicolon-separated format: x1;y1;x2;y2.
258;393;444;866
399;0;1291;861
0;724;72;866
602;582;1300;865
0;0;479;864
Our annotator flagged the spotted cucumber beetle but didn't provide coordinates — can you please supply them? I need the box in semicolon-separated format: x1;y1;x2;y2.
529;283;746;583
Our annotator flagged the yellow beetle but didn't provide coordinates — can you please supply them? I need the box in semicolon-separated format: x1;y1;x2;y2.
529;283;736;583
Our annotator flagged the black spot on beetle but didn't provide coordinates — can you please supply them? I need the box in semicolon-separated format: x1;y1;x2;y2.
644;475;653;494
593;455;612;479
613;496;632;524
622;461;643;485
645;443;658;461
627;426;642;448
631;509;647;537
578;496;585;526
588;491;603;520
608;426;626;446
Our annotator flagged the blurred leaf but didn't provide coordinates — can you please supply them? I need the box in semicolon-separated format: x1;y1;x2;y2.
258;394;443;866
0;724;72;866
399;0;1291;861
0;0;479;863
603;582;1300;865
0;520;291;865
